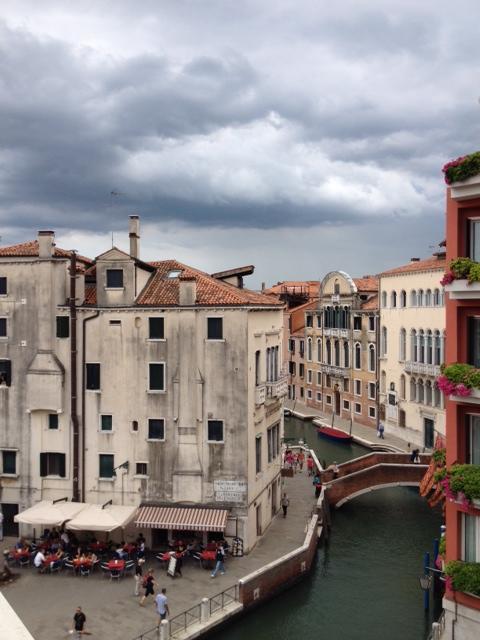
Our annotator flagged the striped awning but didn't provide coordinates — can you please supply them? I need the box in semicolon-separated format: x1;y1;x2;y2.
135;506;229;532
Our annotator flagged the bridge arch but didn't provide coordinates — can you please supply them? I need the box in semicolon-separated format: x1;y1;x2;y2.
335;481;421;508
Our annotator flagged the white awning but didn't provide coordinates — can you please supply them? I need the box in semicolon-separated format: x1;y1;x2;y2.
65;504;137;532
14;501;87;527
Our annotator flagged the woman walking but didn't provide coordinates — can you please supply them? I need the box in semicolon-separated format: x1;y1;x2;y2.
139;569;156;606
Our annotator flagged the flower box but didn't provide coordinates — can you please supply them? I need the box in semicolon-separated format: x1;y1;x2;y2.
450;173;480;201
473;498;480;510
444;280;480;300
450;388;480;405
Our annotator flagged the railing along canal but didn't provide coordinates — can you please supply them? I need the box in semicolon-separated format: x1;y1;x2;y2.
132;584;240;639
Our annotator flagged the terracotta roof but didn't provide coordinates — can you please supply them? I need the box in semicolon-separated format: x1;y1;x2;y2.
353;276;379;292
288;299;319;313
0;240;92;265
361;294;379;310
136;260;283;307
381;255;446;277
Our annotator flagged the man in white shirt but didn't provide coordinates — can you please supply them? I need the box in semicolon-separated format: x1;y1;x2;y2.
34;550;46;572
155;588;169;627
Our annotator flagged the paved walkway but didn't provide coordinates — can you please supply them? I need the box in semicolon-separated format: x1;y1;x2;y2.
285;399;410;452
0;472;315;640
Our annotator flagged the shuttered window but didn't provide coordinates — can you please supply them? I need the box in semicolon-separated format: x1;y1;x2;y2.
40;453;66;477
0;359;11;386
149;317;164;340
99;454;114;478
148;419;165;440
207;317;223;340
86;363;100;390
106;269;123;288
56;316;69;338
149;363;165;391
0;277;7;295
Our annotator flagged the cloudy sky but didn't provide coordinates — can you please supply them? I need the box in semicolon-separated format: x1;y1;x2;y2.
1;1;479;287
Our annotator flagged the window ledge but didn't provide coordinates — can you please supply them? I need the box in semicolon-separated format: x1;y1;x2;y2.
134;474;149;479
98;477;115;482
147;338;166;342
86;389;101;393
147;390;166;394
99;430;114;434
206;339;225;343
0;473;18;479
105;287;124;291
207;440;225;444
42;475;66;479
146;438;165;443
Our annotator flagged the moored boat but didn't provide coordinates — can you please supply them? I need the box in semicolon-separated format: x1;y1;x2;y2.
316;425;353;443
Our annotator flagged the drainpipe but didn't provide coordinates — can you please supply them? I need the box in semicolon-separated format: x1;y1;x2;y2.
70;252;80;503
81;310;100;502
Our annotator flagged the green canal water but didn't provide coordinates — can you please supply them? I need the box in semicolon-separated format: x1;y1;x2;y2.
212;416;443;640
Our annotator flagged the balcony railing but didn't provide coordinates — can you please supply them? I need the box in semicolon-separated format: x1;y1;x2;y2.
255;384;266;406
404;361;441;377
266;375;288;399
323;328;350;338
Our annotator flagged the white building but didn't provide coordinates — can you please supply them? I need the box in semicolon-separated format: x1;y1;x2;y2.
0;218;285;551
379;253;446;448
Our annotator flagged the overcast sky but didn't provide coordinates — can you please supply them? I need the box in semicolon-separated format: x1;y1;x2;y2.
1;1;479;287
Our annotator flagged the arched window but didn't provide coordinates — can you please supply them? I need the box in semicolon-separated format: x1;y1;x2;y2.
381;370;386;393
354;342;361;369
399;328;406;361
419;330;425;363
381;291;387;308
410;290;417;306
326;339;332;364
381;326;387;356
369;344;376;372
410;377;417;401
417;379;425;404
307;337;312;361
334;280;340;295
411;329;417;361
433;289;440;306
434;330;441;365
334;340;340;366
343;341;349;368
433;382;441;407
425;289;432;306
324;307;331;328
400;290;406;307
418;289;424;306
391;291;397;308
317;339;322;362
426;330;433;364
400;374;406;400
425;380;432;406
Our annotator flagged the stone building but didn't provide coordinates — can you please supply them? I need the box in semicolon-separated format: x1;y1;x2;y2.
378;253;446;448
0;217;285;551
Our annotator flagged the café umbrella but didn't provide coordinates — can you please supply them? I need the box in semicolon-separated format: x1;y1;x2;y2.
65;503;137;533
14;500;88;527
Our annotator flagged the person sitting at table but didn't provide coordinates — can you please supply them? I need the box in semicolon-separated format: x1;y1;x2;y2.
87;551;97;564
60;529;69;546
49;527;60;540
55;548;64;560
15;537;25;550
115;544;127;560
34;549;46;573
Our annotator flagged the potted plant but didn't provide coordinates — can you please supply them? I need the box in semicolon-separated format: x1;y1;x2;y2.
437;363;480;401
445;561;480;597
443;151;480;200
435;464;480;511
441;258;480;298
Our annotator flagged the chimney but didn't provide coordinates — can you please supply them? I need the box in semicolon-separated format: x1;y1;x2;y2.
261;282;265;292
410;257;420;262
38;231;55;258
179;276;197;305
129;215;140;259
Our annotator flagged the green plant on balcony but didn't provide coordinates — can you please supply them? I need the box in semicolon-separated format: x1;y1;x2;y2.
434;464;480;512
443;151;480;185
445;561;480;597
441;258;480;286
432;448;446;466
437;363;480;397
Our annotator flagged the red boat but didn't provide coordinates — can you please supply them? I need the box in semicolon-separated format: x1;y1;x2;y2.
316;425;353;443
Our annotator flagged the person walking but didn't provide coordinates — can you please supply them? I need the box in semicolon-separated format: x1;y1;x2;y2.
69;606;91;636
313;473;322;499
281;493;290;518
134;559;144;596
210;543;226;578
378;422;385;439
155;588;170;627
139;569;156;606
306;455;314;476
298;450;305;471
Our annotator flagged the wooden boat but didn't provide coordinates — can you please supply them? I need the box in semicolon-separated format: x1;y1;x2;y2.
316;425;353;443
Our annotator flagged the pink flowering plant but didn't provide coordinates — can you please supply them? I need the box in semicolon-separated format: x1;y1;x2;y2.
442;151;480;185
441;258;480;286
435;464;480;510
436;363;480;397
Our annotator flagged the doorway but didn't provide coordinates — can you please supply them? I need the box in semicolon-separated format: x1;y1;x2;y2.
1;503;19;537
334;388;341;415
424;418;435;449
271;482;277;518
256;504;262;536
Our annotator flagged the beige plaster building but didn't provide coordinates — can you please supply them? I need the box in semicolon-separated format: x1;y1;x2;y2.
379;253;446;448
0;218;285;551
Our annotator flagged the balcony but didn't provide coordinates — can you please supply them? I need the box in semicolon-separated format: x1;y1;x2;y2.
255;384;266;406
450;388;480;405
444;280;480;300
266;375;288;399
404;361;441;377
450;173;480;201
320;364;347;377
323;328;350;338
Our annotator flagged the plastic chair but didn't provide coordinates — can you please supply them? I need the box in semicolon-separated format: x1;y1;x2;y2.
110;569;121;581
19;556;30;568
63;559;75;575
80;565;90;577
100;563;110;578
124;560;134;575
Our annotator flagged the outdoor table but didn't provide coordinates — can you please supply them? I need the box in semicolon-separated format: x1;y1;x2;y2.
107;559;125;571
73;559;93;568
200;550;216;568
12;549;30;560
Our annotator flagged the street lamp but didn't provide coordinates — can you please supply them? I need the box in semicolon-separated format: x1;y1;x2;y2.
112;461;129;505
419;574;432;591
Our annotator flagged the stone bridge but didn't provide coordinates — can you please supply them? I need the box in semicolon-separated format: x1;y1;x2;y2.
322;452;430;508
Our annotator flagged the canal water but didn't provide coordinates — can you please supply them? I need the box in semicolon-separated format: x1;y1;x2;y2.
212;416;443;640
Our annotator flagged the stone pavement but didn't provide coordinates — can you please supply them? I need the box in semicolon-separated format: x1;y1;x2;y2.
0;472;316;640
285;399;410;452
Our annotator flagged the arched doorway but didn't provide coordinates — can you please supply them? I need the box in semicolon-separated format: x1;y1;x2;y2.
334;385;341;415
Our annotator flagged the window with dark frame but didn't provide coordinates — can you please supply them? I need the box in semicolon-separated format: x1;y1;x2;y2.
353;316;362;330
255;436;262;473
369;316;375;331
306;315;313;327
0;359;11;386
48;414;59;430
132;420;139;432
148;418;165;440
469;220;480;262
86;363;100;390
207;317;223;340
106;269;123;288
355;402;362;414
56;316;69;338
99;454;114;478
468;317;480;368
149;317;165;340
40;452;66;477
136;462;148;476
0;277;6;296
100;414;113;431
0;318;7;337
2;450;16;474
207;420;224;442
149;363;165;391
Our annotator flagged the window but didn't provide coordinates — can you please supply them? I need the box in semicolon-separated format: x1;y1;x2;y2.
381;326;387;356
255;350;261;386
400;375;406;400
354;379;362;396
132;420;139;432
425;289;432;306
207;317;223;340
368;316;375;332
100;414;113;432
390;291;397;308
381;291;387;308
300;386;304;398
48;414;59;430
135;462;148;476
316;392;322;402
368;344;376;372
317;371;322;385
368;382;376;400
468;219;480;261
149;363;165;391
325;374;331;388
307;338;312;361
109;320;121;326
267;424;280;462
56;316;69;338
353;316;362;331
307;369;313;384
299;340;305;357
306;315;313;327
326;339;332;364
354;343;361;369
368;406;376;419
433;289;441;306
463;514;480;563
400;291;406;308
106;269;123;288
418;289;424;306
0;359;11;386
307;389;312;400
289;339;295;353
207;420;223;442
410;290;417;306
1;450;16;475
299;363;304;378
148;418;165;440
468;318;480;368
326;395;332;405
343;341;349;368
343;378;350;392
0;277;6;295
399;328;406;361
467;415;480;465
317;339;322;362
0;318;6;338
289;361;296;375
255;436;262;473
411;329;417;361
426;330;433;364
343;400;350;410
86;363;100;390
40;452;66;477
334;340;340;366
316;315;322;328
354;403;362;414
149;317;165;340
99;454;114;479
